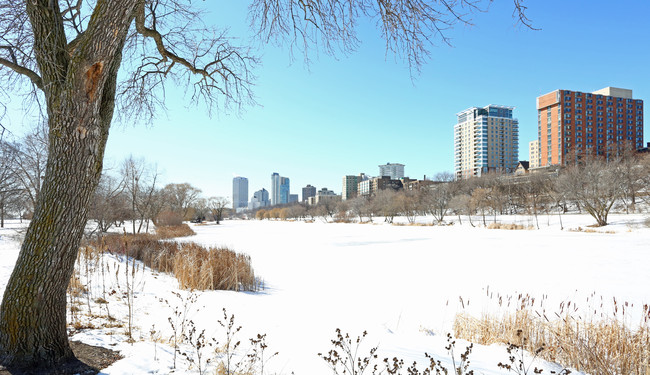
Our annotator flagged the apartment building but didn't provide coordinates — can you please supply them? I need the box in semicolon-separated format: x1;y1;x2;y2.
536;87;644;166
378;163;405;179
529;140;540;169
454;105;519;179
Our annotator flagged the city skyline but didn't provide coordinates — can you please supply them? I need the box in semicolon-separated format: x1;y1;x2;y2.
6;1;649;199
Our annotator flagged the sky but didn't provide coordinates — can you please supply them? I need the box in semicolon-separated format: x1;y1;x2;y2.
6;1;650;204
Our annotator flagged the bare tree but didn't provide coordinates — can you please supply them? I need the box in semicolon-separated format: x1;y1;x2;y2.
88;173;127;235
470;187;490;226
348;196;372;223
161;183;202;220
0;0;535;368
372;189;399;223
0;141;22;227
395;189;421;223
424;183;454;224
518;173;551;229
449;193;474;227
558;156;622;227
121;156;159;233
207;196;229;224
11;123;48;213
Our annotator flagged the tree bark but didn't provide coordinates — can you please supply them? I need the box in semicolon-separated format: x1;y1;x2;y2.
0;0;138;367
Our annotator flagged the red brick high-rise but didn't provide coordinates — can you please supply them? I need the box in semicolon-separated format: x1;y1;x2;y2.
536;87;644;166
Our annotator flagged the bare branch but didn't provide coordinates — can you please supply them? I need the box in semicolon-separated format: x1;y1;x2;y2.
0;56;43;90
512;0;540;30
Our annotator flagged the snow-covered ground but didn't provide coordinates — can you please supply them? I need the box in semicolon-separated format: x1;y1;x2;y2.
1;213;649;374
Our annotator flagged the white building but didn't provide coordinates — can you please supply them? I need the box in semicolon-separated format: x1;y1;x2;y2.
378;163;404;179
454;105;519;179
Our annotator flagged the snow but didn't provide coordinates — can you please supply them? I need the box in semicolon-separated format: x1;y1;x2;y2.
1;213;649;374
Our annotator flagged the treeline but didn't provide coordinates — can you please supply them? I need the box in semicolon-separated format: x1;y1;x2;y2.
0;125;230;233
254;152;650;227
88;157;230;235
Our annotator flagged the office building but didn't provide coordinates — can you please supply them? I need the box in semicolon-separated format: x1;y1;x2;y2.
378;163;405;179
248;188;270;210
232;176;248;209
454;105;519;179
302;184;316;203
271;173;290;205
289;194;299;204
537;87;644;166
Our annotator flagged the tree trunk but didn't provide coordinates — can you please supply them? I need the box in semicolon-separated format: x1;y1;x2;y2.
0;0;137;367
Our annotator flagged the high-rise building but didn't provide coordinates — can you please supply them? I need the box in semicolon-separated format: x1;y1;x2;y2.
536;87;644;166
302;184;316;202
271;173;291;205
248;188;270;210
529;140;540;169
289;194;299;204
454;105;519;179
232;176;248;209
271;173;280;205
279;177;290;205
378;163;405;179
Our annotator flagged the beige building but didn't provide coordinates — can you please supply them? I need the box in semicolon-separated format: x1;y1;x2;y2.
454;105;519;179
529;140;540;169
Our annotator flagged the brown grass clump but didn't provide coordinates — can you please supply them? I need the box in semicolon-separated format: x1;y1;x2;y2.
98;233;259;292
453;296;650;375
155;224;196;239
486;222;533;230
173;243;257;291
568;226;616;234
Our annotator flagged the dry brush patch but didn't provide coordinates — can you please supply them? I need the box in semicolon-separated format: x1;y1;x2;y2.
97;226;259;292
453;293;650;375
486;223;534;230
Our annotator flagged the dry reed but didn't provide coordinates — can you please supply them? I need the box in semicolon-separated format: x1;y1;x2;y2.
453;294;650;375
98;231;258;292
155;224;196;239
486;223;533;230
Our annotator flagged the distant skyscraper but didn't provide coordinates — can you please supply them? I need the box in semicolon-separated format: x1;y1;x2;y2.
249;188;270;209
454;105;519;179
302;184;316;202
289;194;299;204
271;173;290;205
378;163;405;179
279;177;290;205
232;176;248;209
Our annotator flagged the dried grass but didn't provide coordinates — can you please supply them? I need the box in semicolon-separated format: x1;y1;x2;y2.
98;232;258;292
486;223;533;230
155;224;196;239
453;295;650;375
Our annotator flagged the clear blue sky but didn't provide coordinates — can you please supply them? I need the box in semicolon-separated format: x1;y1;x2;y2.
8;1;650;204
